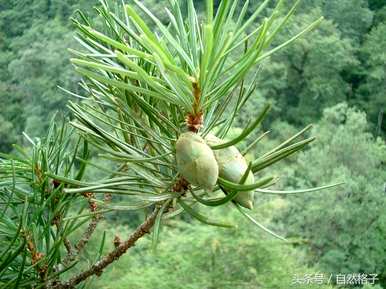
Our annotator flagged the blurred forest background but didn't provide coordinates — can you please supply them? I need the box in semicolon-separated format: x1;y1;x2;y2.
0;0;385;288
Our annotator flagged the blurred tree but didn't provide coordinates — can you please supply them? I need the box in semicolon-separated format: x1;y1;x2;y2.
295;0;373;42
321;0;373;41
369;0;386;10
373;6;386;26
357;21;386;136
91;206;335;289
0;0;99;151
0;115;15;152
255;11;357;126
7;20;80;137
277;103;386;286
0;81;25;152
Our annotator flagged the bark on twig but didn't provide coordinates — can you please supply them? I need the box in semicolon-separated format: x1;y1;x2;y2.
62;193;101;265
75;214;99;252
25;232;47;280
63;238;73;256
52;206;160;289
62;213;100;265
186;77;203;132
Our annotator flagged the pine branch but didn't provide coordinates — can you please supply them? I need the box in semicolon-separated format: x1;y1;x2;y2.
63;238;73;256
52;206;161;289
74;212;100;252
0;2;343;288
63;192;109;265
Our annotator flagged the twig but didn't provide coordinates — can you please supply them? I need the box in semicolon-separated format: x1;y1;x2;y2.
77;215;99;249
74;193;100;252
62;193;101;265
25;232;47;280
63;238;73;256
186;76;203;132
52;206;160;289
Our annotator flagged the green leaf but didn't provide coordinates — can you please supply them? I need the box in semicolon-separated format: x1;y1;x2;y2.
206;0;213;24
218;176;274;192
242;131;270;156
259;124;313;159
97;231;106;260
125;5;173;64
178;199;234;228
234;0;270;39
235;204;288;242
13;250;27;289
211;104;271;150
190;189;240;207
252;137;315;172
81;25;153;60
152;200;171;252
133;0;195;72
254;182;345;195
256;17;323;64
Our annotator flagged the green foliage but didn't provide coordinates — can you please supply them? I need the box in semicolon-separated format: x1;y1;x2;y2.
0;121;92;287
1;0;386;153
0;1;337;288
237;1;385;137
295;0;373;41
0;114;17;153
369;0;386;10
358;21;386;135
319;0;373;40
7;20;80;137
276;103;386;285
0;0;385;288
363;285;384;289
91;205;335;289
249;11;357;126
0;1;99;152
65;0;328;233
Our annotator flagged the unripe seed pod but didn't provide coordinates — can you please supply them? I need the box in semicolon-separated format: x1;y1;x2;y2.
176;132;219;190
206;134;255;209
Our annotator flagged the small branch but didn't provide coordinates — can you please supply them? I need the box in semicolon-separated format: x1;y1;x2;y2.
63;238;73;256
53;206;160;289
25;232;47;280
74;193;100;252
186;113;203;133
75;213;100;251
172;178;189;194
186;77;203;132
62;193;101;265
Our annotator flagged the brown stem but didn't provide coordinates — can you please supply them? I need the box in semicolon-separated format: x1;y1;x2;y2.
63;238;73;255
192;80;201;115
74;195;100;252
62;194;101;265
185;112;203;133
75;215;99;251
52;206;160;289
186;77;203;132
25;232;47;280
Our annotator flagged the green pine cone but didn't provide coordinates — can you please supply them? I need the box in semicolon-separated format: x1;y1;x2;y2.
176;132;219;190
206;134;255;209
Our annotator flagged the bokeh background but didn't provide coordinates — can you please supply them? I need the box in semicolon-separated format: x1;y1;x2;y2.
0;0;385;288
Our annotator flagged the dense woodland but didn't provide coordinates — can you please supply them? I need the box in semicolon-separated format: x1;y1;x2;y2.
0;0;385;288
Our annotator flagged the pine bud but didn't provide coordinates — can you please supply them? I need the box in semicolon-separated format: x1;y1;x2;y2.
206;134;255;209
176;132;219;190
